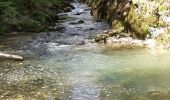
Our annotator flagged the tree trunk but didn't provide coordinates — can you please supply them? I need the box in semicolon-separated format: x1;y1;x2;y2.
0;52;24;61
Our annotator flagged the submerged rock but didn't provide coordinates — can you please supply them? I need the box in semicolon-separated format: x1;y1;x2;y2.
69;20;84;25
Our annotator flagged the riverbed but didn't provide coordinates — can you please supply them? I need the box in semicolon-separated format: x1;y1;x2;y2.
0;2;170;100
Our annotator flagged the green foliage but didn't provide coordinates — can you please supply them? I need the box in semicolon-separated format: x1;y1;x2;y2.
0;0;68;34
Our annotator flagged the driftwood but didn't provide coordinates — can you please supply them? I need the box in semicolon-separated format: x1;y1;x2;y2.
0;52;24;61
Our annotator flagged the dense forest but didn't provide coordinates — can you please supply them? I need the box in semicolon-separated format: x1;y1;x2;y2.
0;0;71;35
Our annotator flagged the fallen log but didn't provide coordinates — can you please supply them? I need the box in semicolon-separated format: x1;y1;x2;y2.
0;52;24;61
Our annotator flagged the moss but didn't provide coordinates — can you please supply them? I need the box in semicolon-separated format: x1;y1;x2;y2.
141;23;150;35
156;33;170;45
126;6;150;39
112;20;124;30
167;27;170;33
85;0;170;39
158;20;166;27
145;16;158;26
159;5;168;12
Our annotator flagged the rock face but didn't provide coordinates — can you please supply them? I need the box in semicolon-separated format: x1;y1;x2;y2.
84;0;170;40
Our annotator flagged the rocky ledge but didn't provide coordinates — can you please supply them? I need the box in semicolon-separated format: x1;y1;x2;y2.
94;29;170;49
83;0;170;49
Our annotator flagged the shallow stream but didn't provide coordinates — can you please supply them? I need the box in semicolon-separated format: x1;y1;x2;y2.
0;2;170;100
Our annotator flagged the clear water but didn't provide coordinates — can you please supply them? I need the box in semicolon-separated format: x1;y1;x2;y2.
1;45;170;100
1;2;170;100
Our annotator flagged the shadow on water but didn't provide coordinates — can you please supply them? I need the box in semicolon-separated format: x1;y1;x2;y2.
1;1;170;100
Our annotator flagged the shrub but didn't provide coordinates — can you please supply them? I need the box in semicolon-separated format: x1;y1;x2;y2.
0;0;69;35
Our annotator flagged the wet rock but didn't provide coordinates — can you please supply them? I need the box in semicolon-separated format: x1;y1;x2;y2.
77;20;85;24
49;25;65;31
83;27;94;31
94;30;110;43
74;12;84;15
155;33;170;48
70;33;80;36
99;30;110;35
84;8;91;11
70;5;75;9
69;22;78;25
74;13;81;15
69;20;84;25
117;33;131;38
55;26;65;31
94;19;102;22
64;7;72;12
95;34;108;43
106;37;145;48
108;27;124;37
88;28;95;31
74;41;85;45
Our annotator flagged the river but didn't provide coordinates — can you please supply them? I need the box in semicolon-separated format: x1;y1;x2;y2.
0;2;170;100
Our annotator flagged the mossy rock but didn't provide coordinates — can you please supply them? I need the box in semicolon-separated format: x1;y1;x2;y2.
159;4;168;12
85;0;158;39
145;16;158;26
112;20;124;30
156;33;170;45
95;34;108;43
158;20;166;27
167;27;170;33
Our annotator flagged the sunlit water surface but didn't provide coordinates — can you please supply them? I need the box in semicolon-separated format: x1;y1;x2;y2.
1;45;170;100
